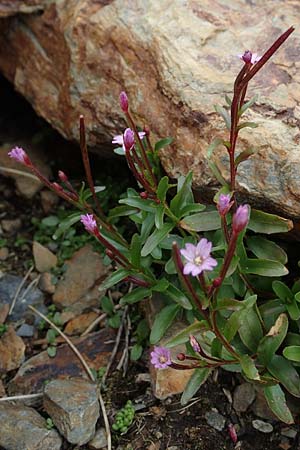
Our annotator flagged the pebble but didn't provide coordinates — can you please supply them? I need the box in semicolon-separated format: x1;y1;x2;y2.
205;409;226;431
0;325;25;371
233;383;256;412
33;241;57;273
88;428;107;449
38;272;56;294
1;218;22;234
17;323;35;338
281;427;297;439
43;378;100;445
0;404;62;450
252;419;274;433
0;246;9;260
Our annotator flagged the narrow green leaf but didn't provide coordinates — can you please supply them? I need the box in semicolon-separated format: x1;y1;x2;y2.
154;205;165;229
150;304;180;344
119;197;156;212
208;160;228;186
239;307;263;353
259;299;286;330
101;296;115;314
247;236;287;264
130;234;142;267
234;148;256;167
286;299;300;320
165;284;192;310
237;121;258;130
207;138;225;158
248;209;293;234
179;203;206;218
264;385;294;424
238;95;258;116
154;137;173;152
241;259;288;277
141;222;174;257
140;213;155;242
214;105;231;130
170;172;194;216
180;211;221;232
53;213;81;240
101;269;132;290
272;281;293;303
152;278;169;292
109;205;137;219
267;355;300;397
283;346;300;362
157;176;170;202
120;287;152;305
130;344;143;361
240;355;260;381
181;368;211;405
257;314;288;366
166;322;208;348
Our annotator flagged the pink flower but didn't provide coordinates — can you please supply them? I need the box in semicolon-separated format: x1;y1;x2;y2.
232;204;249;233
8;147;30;165
123;128;135;152
180;239;218;277
238;50;261;65
112;131;145;151
217;194;233;216
150;346;172;369
119;91;129;112
190;335;201;353
80;214;98;234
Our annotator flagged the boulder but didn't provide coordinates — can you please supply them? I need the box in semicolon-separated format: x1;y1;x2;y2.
0;0;48;18
0;1;299;216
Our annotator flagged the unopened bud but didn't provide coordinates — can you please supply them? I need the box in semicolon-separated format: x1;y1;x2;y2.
189;335;201;353
213;277;222;288
217;193;233;216
232;204;250;234
123;128;135;151
241;50;252;63
52;182;63;191
177;353;186;361
144;125;150;136
119;91;129;112
140;191;148;199
58;170;68;182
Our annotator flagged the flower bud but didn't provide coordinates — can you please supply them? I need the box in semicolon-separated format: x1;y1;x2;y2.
119;91;129;112
80;214;98;235
217;193;233;216
8;147;31;166
241;50;252;63
213;277;222;288
123;128;135;152
189;335;201;353
232;204;249;233
140;191;148;199
52;182;63;191
58;170;68;182
177;353;186;361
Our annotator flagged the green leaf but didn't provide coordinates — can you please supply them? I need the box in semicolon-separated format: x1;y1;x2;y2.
248;209;293;234
225;94;232;106
141;222;174;257
152;278;169;292
101;296;114;315
247;236;287;264
237;121;258;130
239;307;263;353
180;211;221;232
157;176;170;202
130;343;143;361
165;322;208;347
53;213;81;240
108;314;121;328
42;215;59;227
259;299;286;330
272;281;293;303
234;148;256;167
285;299;300;321
238;95;258;116
179;203;206;218
140;213;155;242
267;355;300;397
120;287;152;305
154;205;165;229
223;295;258;343
46;329;57;345
214;105;231;130
264;385;294;424
257;314;288;366
241;259;288;277
113;147;125;156
207;138;226;158
283;346;300;362
207;160;228;186
109;205;137;219
119;196;157;213
240;355;260;381
130;234;142;267
101;268;132;290
170;172;194;216
165;283;192;310
149;304;180;344
47;346;57;358
285;332;300;347
154;137;173;152
181;368;211;405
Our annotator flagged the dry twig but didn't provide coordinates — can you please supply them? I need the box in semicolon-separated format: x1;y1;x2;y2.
9;265;34;316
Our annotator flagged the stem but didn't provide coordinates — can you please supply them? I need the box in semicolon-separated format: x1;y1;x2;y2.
94;229;129;265
79;116;105;217
211;310;239;359
221;216;230;244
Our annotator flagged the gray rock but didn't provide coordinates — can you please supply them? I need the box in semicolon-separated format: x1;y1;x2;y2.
16;323;35;337
252;419;274;433
0;404;62;450
88;427;107;449
233;383;256;412
0;274;46;325
205;409;226;431
281;427;297;439
44;378;100;445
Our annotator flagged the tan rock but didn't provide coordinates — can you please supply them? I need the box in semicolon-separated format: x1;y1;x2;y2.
0;302;9;324
0;325;25;371
38;271;56;294
0;0;48;18
1;218;22;234
40;189;59;214
0;2;299;216
64;311;98;335
53;244;108;311
0;379;6;397
33;241;57;273
0;247;9;260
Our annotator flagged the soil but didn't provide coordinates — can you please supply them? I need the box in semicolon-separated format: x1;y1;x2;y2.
0;74;300;450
